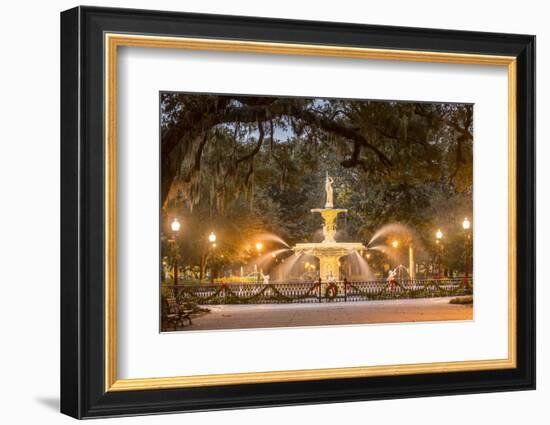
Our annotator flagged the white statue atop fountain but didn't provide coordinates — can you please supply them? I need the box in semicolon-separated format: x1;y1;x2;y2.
325;172;334;208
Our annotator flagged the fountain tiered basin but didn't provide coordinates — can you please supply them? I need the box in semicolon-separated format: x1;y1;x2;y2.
292;205;366;281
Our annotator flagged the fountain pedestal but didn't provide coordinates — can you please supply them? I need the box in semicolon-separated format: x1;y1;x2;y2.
293;242;367;281
311;208;347;243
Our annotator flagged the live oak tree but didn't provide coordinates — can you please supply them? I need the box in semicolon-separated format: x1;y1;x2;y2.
161;93;473;277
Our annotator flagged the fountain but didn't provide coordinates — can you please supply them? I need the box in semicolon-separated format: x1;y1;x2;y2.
292;172;367;281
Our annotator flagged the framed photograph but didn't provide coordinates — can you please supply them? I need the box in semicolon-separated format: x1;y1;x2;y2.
61;6;535;419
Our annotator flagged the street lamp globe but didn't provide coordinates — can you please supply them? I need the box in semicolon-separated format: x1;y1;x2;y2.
171;217;181;233
392;240;399;248
208;232;217;243
462;217;471;230
255;242;263;252
435;229;443;240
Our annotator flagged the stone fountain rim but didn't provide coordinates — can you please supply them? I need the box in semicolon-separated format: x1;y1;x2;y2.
292;242;367;250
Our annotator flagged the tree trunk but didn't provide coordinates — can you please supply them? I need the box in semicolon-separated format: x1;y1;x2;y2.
199;254;209;282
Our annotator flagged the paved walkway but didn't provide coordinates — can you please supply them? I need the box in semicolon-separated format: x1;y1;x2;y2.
180;297;473;331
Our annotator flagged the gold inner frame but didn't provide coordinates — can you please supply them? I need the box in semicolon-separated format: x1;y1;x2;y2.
104;33;517;392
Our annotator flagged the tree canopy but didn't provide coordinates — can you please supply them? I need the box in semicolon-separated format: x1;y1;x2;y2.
161;93;473;276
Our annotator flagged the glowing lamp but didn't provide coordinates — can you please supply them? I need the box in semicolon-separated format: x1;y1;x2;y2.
171;218;181;233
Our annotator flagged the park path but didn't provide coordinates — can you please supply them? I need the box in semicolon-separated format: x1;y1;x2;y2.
176;297;473;331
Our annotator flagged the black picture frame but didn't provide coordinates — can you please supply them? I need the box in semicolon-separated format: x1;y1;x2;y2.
61;5;535;419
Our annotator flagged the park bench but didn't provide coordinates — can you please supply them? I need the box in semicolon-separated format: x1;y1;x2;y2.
165;297;193;330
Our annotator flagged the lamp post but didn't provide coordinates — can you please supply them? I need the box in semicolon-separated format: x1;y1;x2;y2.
254;242;263;283
161;258;168;283
462;217;472;278
209;231;217;244
435;229;443;278
408;243;416;279
171;218;181;285
391;240;399;266
208;232;217;282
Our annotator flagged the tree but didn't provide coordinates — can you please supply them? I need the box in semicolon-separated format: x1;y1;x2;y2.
161;95;472;208
160;94;473;277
